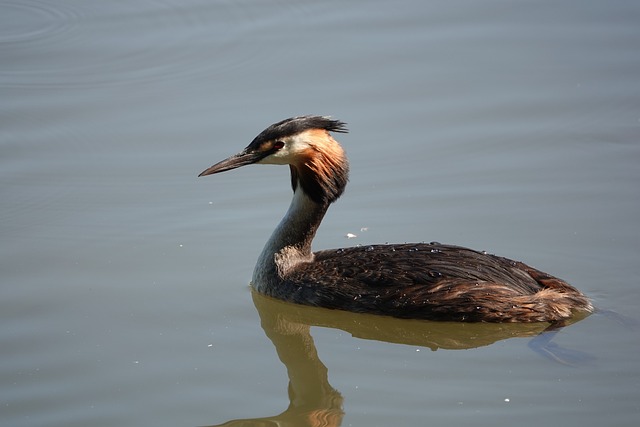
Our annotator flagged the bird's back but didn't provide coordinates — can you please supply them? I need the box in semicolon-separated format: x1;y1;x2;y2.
267;243;592;322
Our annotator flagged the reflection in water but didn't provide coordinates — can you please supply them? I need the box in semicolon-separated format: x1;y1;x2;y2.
208;292;590;426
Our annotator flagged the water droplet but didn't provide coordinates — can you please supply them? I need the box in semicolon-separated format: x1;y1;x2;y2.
408;247;419;252
428;270;442;278
365;245;374;252
336;248;344;254
430;248;441;253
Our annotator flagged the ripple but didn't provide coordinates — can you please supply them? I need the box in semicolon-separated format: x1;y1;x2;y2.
0;0;300;89
0;0;80;44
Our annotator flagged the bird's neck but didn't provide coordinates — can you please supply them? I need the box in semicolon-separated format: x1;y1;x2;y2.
252;185;329;291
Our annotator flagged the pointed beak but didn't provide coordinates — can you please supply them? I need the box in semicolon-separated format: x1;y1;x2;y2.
198;149;264;177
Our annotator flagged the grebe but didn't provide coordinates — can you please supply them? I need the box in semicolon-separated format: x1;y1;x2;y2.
199;116;592;322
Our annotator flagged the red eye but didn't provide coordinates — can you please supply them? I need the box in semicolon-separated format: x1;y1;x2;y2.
273;141;285;150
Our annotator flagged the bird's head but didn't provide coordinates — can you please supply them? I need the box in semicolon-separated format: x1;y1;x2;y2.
199;115;350;205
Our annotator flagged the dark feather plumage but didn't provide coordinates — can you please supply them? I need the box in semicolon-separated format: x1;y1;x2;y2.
266;243;592;322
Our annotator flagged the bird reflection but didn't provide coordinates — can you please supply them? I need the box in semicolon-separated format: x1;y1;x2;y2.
206;291;590;426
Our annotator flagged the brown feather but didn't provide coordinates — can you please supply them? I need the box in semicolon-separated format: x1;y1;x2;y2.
262;243;592;322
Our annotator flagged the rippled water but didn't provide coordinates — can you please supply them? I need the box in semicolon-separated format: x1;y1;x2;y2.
2;1;639;426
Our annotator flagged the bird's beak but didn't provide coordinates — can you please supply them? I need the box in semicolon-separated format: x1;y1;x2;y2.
198;149;264;177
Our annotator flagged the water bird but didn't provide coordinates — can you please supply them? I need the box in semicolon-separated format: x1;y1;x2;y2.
199;116;592;322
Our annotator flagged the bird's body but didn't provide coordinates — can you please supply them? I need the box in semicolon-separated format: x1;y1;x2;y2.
199;116;592;322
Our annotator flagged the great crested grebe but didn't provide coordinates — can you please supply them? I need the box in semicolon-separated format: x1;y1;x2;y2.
199;115;593;322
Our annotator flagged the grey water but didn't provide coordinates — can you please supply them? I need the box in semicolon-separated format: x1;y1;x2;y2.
1;0;639;426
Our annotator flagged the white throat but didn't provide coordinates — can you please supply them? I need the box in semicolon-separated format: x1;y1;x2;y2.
251;185;328;292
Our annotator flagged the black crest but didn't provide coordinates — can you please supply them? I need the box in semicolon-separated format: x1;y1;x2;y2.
250;115;348;145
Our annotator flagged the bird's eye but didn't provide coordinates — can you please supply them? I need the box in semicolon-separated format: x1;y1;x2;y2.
273;140;285;150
